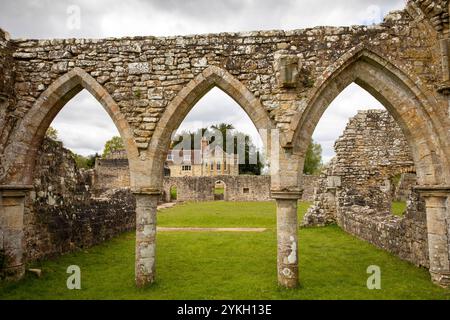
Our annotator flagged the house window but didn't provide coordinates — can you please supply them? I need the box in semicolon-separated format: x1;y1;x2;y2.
217;162;221;171
210;162;214;170
182;165;192;171
166;153;173;161
243;188;250;194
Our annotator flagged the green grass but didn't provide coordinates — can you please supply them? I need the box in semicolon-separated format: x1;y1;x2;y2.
1;201;449;300
392;201;407;216
214;187;224;195
170;187;177;200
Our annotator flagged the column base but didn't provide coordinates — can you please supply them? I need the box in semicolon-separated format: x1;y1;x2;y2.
1;264;25;281
430;270;450;288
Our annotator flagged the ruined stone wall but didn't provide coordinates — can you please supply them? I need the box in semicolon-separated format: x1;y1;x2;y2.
93;158;319;202
0;29;16;178
163;175;317;202
303;110;428;267
24;138;135;262
93;158;131;194
163;175;272;202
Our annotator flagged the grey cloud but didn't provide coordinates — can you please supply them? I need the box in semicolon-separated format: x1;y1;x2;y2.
1;0;405;38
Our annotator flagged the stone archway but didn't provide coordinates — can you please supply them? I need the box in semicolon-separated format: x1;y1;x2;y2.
4;67;139;186
288;47;450;287
132;65;275;287
288;48;449;186
146;66;274;188
0;67;140;280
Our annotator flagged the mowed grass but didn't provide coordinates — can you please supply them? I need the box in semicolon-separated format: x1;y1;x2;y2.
1;201;449;300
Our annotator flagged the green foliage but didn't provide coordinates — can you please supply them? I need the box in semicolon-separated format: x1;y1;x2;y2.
134;89;142;99
170;187;177;200
102;136;124;158
303;140;323;175
1;201;449;300
45;127;59;140
392;201;407;217
72;152;99;169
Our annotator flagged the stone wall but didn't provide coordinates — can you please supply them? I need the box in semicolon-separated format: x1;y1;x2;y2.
0;29;16;179
303;110;429;268
163;175;272;202
23;138;135;262
93;157;319;202
93;158;131;194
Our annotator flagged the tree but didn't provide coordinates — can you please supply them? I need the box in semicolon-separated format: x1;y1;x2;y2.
303;140;323;175
72;152;98;169
46;126;59;140
102;136;124;158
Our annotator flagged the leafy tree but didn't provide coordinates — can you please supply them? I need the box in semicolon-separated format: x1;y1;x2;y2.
102;136;124;158
72;153;98;169
211;123;235;151
303;140;323;175
46;126;59;140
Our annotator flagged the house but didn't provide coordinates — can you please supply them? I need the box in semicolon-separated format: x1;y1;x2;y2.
166;138;239;177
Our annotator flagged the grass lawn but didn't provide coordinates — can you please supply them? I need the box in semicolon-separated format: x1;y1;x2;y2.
1;201;449;300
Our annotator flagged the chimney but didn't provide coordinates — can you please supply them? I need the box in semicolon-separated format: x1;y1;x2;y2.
201;137;209;153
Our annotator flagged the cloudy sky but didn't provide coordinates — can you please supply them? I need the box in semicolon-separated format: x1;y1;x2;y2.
0;0;406;161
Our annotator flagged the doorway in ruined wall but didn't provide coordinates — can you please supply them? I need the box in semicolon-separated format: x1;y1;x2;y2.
8;69;138;265
214;180;226;201
169;185;178;202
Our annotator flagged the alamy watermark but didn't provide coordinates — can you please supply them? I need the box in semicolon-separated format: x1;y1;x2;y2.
367;265;381;290
66;5;81;30
66;265;81;290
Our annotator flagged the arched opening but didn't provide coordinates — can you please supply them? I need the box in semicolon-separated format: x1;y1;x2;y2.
295;49;444;271
5;68;138;186
214;180;226;201
147;66;274;187
138;66;274;287
290;49;448;186
170;185;178;202
3;67;139;268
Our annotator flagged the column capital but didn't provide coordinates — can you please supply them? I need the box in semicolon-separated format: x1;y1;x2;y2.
271;189;303;200
0;185;33;197
414;185;450;198
131;187;162;196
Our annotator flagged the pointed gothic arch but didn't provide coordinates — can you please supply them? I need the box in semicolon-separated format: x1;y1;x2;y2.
288;47;450;186
145;65;274;188
5;67;139;186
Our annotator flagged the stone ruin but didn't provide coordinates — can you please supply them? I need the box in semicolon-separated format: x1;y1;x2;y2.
25;138;135;262
303;110;428;267
1;1;450;288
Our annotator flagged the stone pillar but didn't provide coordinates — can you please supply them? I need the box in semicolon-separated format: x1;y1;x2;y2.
272;190;302;288
133;188;161;288
416;186;450;288
0;185;32;281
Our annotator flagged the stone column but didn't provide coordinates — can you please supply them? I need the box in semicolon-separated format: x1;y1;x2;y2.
272;190;302;288
133;188;161;288
0;185;32;281
416;186;450;288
